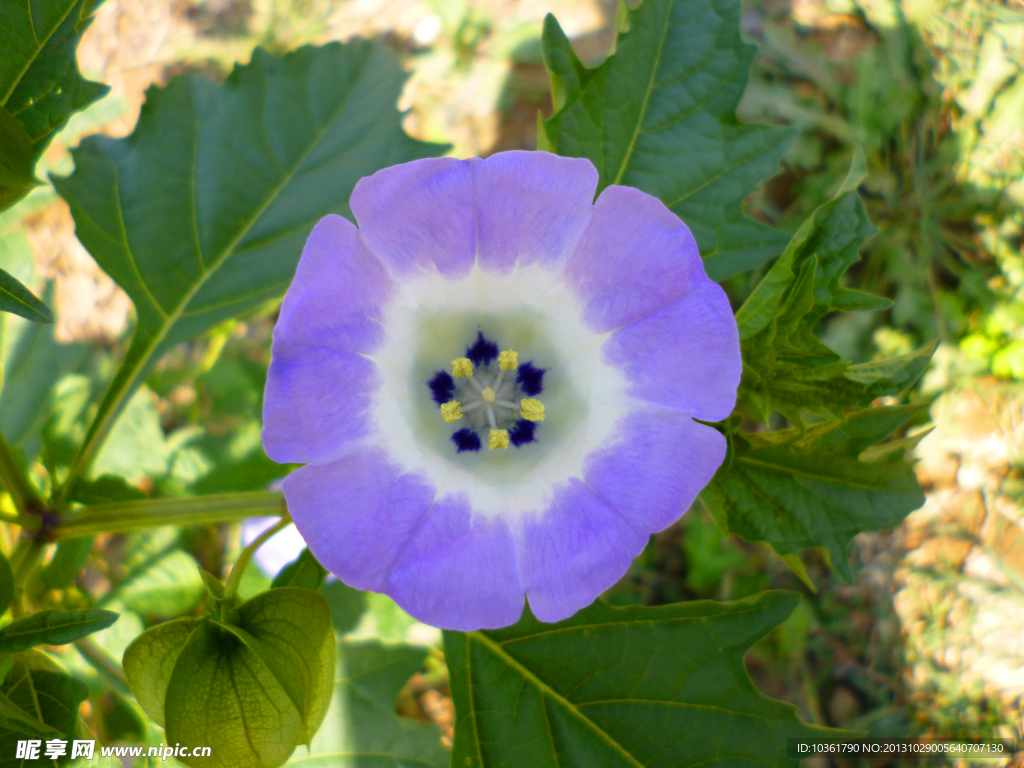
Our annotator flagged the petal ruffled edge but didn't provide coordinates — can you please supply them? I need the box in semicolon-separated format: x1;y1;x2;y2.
283;449;525;631
516;409;726;624
471;150;597;273
583;407;727;534
273;214;394;354
263;345;380;465
561;184;706;333
387;497;525;631
350;157;476;278
516;478;647;623
603;279;741;422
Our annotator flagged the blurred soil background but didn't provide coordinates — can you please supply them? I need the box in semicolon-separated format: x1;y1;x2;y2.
2;0;1024;761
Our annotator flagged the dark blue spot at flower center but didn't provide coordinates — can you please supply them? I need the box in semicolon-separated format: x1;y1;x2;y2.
466;331;498;366
452;428;481;452
516;362;545;396
428;371;455;405
509;420;535;446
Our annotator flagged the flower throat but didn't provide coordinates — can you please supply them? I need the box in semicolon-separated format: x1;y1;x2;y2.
427;331;546;453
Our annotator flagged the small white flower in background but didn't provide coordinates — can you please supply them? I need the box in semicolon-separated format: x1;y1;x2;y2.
241;516;309;576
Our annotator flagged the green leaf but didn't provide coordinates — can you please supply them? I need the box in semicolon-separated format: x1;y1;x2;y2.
0;296;88;453
91;386;169;482
40;537;93;590
0;0;110;160
733;180;931;426
445;591;843;768
0;553;12;617
540;0;796;280
0;689;60;737
272;549;328;592
199;569;225;600
285;640;450;767
0;653;89;766
319;580;366;636
231;588;335;745
701;405;927;582
164;621;303;768
0;610;119;653
118;550;205;619
66;474;147;505
123;617;202;727
53;41;447;479
0;107;37;212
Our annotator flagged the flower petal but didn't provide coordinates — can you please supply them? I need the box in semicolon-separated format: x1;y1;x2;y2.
350;157;475;278
584;408;726;534
604;280;741;421
281;449;436;592
386;498;524;631
262;344;378;464
273;214;393;354
517;479;647;623
472;150;597;273
562;185;705;332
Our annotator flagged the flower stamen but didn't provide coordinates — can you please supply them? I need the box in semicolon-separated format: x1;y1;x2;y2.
440;401;463;423
520;398;545;422
452;358;474;377
498;350;518;370
488;429;509;450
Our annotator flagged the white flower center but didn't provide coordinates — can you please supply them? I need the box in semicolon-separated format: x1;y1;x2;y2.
367;263;632;520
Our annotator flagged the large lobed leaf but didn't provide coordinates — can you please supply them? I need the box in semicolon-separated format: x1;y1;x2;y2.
735;152;933;427
53;40;447;477
0;0;109;207
540;0;795;280
445;592;843;768
286;640;450;768
702;405;927;582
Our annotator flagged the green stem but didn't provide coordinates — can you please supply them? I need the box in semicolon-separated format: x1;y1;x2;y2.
75;637;131;694
61;354;148;503
223;513;292;602
0;430;43;515
9;538;44;619
0;313;7;398
0;512;41;528
52;490;286;540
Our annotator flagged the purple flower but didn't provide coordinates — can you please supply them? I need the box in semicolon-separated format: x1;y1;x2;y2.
262;151;740;631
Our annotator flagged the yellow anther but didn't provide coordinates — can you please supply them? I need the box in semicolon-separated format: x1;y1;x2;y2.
498;350;519;370
440;401;463;423
451;358;473;377
488;429;509;450
520;398;545;422
481;387;496;402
